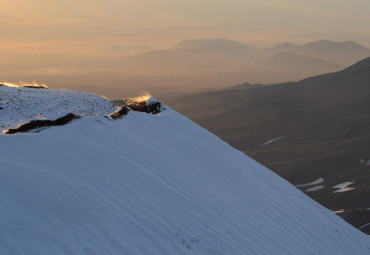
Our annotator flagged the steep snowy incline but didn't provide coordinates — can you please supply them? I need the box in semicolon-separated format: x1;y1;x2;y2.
0;86;114;133
0;95;369;254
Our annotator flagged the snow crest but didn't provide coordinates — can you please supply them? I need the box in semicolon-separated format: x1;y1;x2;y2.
0;86;114;133
0;88;369;254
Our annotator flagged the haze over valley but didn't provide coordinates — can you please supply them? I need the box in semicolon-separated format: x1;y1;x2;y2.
2;38;370;99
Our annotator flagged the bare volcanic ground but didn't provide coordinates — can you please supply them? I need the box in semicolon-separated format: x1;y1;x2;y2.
166;57;370;234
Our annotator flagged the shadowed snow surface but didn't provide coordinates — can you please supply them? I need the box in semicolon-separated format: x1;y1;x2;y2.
0;90;369;254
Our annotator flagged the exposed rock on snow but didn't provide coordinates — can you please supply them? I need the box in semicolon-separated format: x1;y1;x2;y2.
3;113;79;134
112;94;162;114
107;107;130;120
295;177;324;188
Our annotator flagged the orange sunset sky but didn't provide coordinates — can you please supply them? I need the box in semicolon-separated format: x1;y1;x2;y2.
1;0;370;98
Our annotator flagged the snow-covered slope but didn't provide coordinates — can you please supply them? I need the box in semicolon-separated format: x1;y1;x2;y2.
0;88;369;254
0;86;114;132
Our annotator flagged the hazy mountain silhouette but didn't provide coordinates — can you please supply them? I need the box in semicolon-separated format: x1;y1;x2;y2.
125;38;256;67
299;40;370;66
260;42;300;56
172;38;256;52
265;51;340;72
301;40;370;65
301;40;369;53
261;40;370;67
118;38;370;91
166;57;370;234
270;42;300;51
120;38;259;86
2;38;369;99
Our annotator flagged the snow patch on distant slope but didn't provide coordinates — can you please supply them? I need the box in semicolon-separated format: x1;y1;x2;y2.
359;223;370;230
332;182;355;193
332;209;345;214
360;159;370;166
261;136;284;146
296;177;324;188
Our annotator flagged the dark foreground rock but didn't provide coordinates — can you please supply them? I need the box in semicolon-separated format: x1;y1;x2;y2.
4;113;79;134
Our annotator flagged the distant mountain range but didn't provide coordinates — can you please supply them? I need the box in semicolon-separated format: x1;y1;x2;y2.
166;57;370;234
118;38;370;91
264;51;340;72
172;38;255;52
2;38;369;99
262;39;370;66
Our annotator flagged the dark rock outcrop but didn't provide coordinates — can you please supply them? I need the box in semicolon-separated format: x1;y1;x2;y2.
112;98;162;114
108;107;130;120
4;113;78;134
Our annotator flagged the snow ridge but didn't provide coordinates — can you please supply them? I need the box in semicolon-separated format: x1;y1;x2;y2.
0;86;114;133
0;88;369;254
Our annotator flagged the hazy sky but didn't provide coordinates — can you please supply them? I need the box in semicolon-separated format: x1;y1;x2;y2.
1;0;370;50
1;0;370;99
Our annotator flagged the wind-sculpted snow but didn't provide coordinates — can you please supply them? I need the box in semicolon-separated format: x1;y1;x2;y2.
0;92;369;254
0;86;114;133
